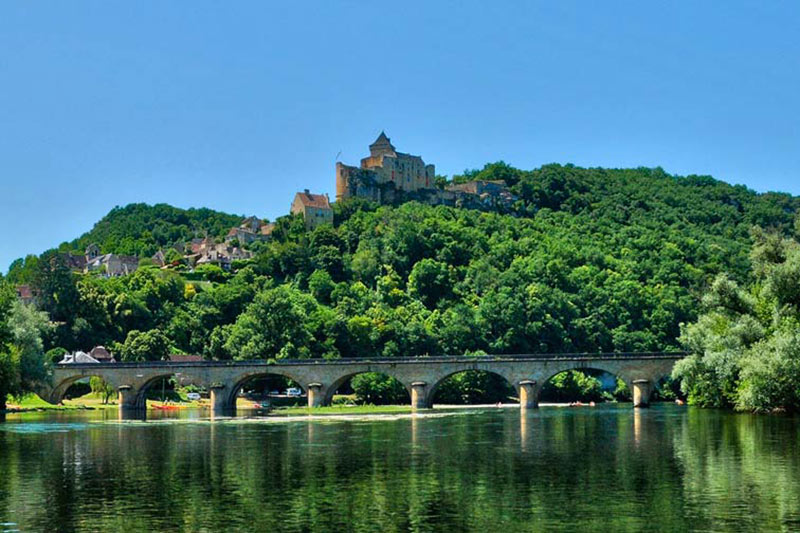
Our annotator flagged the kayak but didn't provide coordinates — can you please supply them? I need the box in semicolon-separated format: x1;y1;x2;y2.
152;403;181;410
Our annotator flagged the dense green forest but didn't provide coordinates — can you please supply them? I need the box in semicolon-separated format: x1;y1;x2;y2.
2;163;799;410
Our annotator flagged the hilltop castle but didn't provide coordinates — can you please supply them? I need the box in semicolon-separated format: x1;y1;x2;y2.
335;132;517;209
336;132;436;202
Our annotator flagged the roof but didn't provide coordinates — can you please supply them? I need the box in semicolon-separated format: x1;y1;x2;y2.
16;285;34;300
260;223;276;236
369;131;397;155
372;131;391;145
60;351;100;364
294;191;331;210
190;238;212;254
89;346;114;361
59;253;87;270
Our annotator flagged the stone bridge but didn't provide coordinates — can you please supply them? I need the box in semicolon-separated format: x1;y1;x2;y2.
43;353;684;414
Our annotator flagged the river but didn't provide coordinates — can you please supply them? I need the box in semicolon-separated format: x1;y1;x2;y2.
1;405;799;532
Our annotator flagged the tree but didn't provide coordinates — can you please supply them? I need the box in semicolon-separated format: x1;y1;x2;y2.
120;329;171;362
223;286;316;360
0;292;51;409
0;346;21;411
433;370;515;404
7;301;51;395
0;280;16;410
350;373;408;405
90;376;115;404
674;231;800;412
407;259;453;309
32;252;80;348
308;270;335;304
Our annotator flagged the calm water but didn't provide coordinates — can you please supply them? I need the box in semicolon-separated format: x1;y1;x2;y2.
1;405;799;532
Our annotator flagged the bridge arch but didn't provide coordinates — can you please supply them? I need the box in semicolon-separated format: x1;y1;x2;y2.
47;372;120;405
537;366;629;404
226;369;308;410
427;368;517;408
129;371;205;409
323;371;411;406
534;359;673;407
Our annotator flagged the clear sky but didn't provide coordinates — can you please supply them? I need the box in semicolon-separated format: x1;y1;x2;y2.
1;1;798;273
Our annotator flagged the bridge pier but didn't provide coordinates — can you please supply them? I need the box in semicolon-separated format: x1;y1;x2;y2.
632;379;653;408
210;384;230;414
518;380;538;409
411;381;429;410
117;385;139;411
307;383;324;408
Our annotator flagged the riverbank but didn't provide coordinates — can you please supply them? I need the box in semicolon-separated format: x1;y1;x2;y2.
5;393;674;415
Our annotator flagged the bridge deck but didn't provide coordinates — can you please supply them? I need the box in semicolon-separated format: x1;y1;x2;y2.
56;352;686;369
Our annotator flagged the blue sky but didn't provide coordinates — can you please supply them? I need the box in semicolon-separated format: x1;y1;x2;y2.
1;1;798;272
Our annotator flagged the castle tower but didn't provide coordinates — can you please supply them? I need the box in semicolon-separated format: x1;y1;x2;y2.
369;131;396;158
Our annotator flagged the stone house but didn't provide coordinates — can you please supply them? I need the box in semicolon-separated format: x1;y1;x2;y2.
191;239;253;271
291;189;333;230
225;216;275;245
86;252;140;277
59;345;116;364
446;180;518;208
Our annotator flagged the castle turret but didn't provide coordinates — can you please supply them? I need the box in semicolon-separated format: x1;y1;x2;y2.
369;131;396;158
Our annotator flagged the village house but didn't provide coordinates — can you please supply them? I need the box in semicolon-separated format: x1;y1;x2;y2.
53;244;141;277
225;216;275;245
187;237;253;271
59;345;116;364
291;189;333;230
14;284;38;305
85;250;140;277
58;252;88;273
445;179;518;209
151;249;167;267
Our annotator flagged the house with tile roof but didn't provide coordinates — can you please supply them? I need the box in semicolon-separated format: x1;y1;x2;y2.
225;216;275;245
291;189;333;230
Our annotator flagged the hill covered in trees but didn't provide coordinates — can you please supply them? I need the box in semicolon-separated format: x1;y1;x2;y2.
2;162;800;409
67;203;244;258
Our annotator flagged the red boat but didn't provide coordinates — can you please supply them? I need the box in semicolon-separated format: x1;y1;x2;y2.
152;403;180;411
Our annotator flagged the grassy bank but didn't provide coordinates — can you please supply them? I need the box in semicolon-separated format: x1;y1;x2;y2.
3;393;110;412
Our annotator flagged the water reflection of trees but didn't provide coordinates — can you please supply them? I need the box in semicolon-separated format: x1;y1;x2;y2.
0;408;799;531
671;409;800;531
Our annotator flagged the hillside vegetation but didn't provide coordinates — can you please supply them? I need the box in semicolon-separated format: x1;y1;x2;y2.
3;163;800;409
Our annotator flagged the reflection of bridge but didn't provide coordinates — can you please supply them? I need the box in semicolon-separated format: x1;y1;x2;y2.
44;353;684;414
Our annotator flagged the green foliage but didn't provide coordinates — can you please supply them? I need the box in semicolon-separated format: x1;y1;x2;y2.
0;345;21;409
0;282;50;409
90;376;115;404
120;329;170;362
674;229;800;412
5;163;800;409
434;371;515;404
308;270;335;304
222;285;322;360
540;370;605;403
350;373;408;405
453;161;523;187
7;301;52;390
66;203;242;258
407;259;453;309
